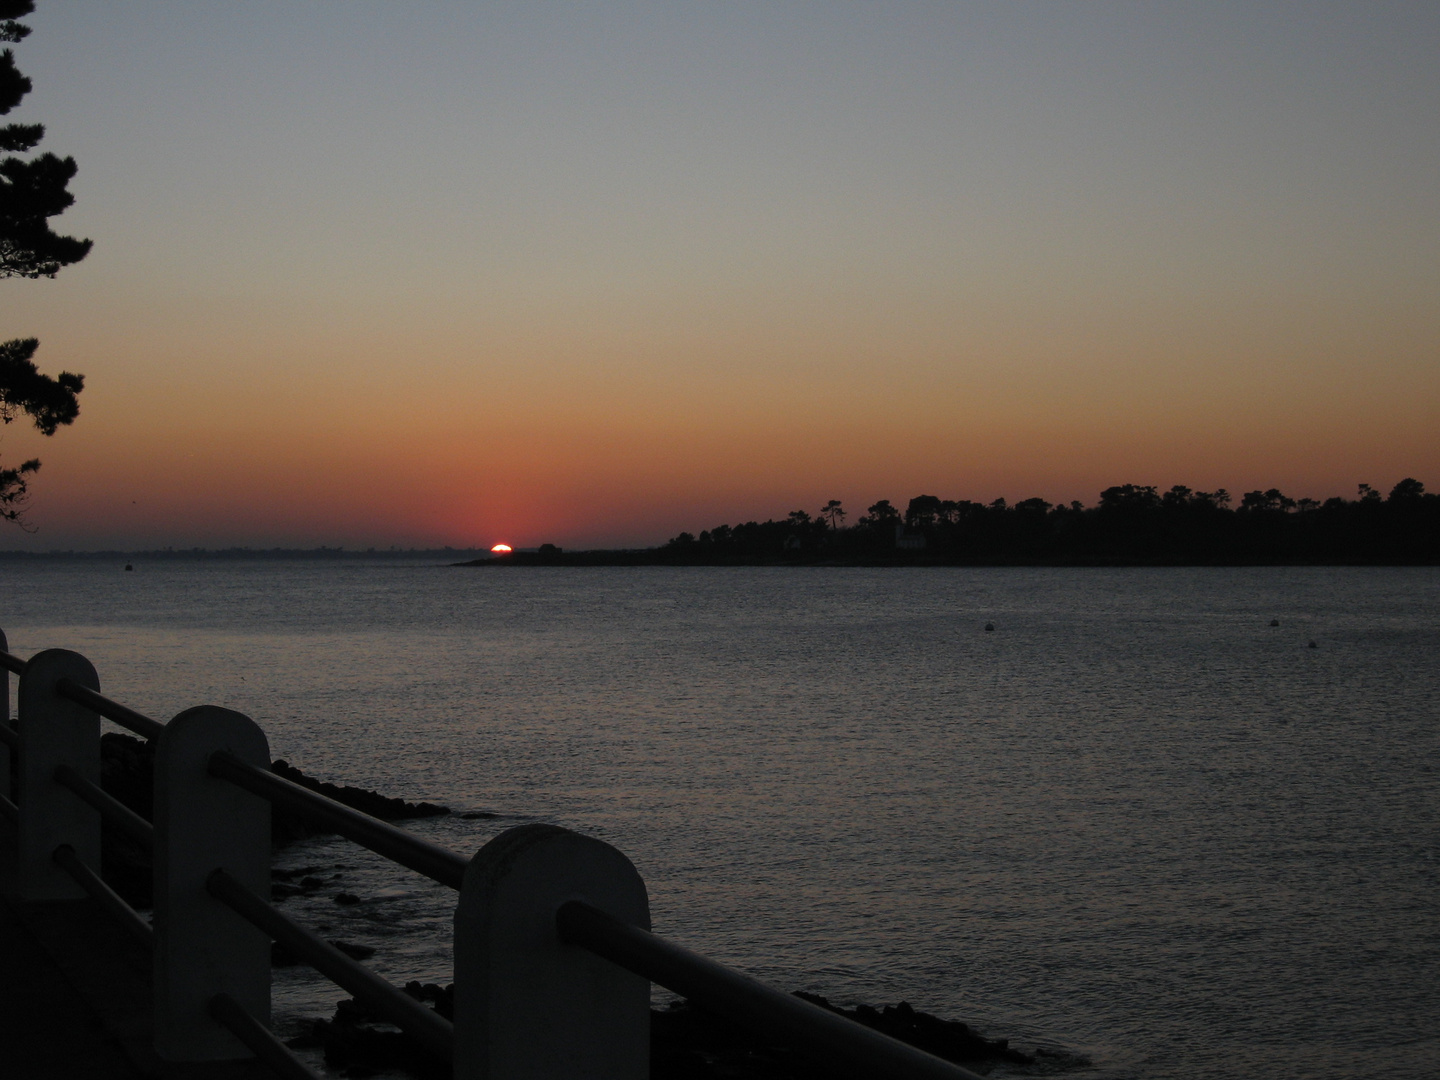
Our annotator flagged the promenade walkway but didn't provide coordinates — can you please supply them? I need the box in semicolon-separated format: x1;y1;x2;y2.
0;895;147;1078
1;828;289;1079
0;828;149;1078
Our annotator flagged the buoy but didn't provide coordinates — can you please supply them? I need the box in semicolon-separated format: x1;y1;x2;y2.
1269;618;1279;627
124;564;133;571
1308;640;1317;649
984;622;995;632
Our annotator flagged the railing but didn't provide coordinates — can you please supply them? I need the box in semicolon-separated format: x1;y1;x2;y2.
0;630;988;1080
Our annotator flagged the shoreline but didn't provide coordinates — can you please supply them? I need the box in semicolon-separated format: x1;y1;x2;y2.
457;550;1440;568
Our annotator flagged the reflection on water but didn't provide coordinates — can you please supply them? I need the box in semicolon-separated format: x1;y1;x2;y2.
5;562;1439;1079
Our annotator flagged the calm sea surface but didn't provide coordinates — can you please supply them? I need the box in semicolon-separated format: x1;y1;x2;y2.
3;561;1438;1079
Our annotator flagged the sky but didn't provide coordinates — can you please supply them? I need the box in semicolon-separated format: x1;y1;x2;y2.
2;1;1436;550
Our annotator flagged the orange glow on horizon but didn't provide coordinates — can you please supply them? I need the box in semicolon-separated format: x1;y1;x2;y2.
1;7;1437;555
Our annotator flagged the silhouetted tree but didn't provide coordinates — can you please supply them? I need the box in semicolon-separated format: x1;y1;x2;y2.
1161;485;1192;511
904;494;943;529
0;2;88;524
1013;497;1051;515
861;500;900;528
1389;478;1424;502
820;499;845;530
1194;489;1230;510
1099;484;1160;513
1239;488;1296;514
657;476;1435;566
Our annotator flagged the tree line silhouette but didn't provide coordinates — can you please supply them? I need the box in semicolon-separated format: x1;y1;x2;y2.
659;478;1439;565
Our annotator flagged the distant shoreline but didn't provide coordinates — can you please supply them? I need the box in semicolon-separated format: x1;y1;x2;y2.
458;550;1440;568
0;546;1433;567
0;547;491;561
474;481;1438;568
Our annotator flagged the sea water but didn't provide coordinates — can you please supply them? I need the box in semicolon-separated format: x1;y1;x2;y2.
3;560;1437;1079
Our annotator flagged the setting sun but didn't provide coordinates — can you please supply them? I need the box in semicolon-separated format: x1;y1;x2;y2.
490;544;512;554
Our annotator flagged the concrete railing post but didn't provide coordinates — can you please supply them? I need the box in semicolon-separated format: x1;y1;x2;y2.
1;628;11;802
454;823;651;1080
153;705;272;1063
15;649;101;900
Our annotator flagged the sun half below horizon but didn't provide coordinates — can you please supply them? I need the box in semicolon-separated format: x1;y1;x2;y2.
1;2;1436;552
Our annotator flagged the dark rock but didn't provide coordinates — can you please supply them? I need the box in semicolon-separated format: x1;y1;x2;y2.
793;993;1035;1066
270;758;450;845
334;893;361;906
99;733;156;909
403;981;454;1021
313;985;1048;1079
651;995;1037;1079
284;1024;325;1050
310;997;449;1080
95;733;451;908
270;870;336;902
651;998;804;1079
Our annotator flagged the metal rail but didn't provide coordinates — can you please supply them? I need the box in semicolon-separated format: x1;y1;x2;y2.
207;868;454;1062
0;792;17;826
208;750;468;890
0;721;16;749
53;763;155;847
0;645;162;738
52;843;154;946
209;993;321;1080
557;900;987;1080
55;677;165;740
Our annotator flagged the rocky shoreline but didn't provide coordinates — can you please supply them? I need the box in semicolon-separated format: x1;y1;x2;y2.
293;984;1085;1079
97;732;450;908
96;734;1087;1078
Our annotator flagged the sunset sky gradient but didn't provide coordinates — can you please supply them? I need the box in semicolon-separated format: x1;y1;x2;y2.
3;1;1437;549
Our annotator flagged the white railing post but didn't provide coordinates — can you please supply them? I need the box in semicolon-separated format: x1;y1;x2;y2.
454;823;651;1080
153;705;272;1063
15;648;101;900
1;628;11;802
